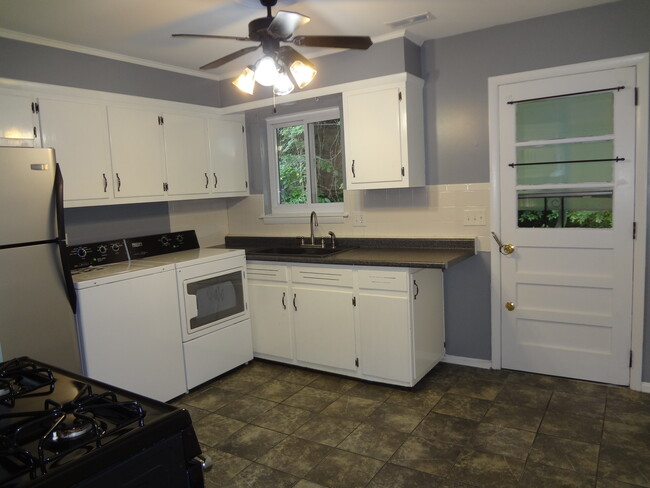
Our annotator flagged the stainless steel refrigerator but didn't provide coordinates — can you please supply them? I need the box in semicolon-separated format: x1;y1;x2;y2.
0;146;81;373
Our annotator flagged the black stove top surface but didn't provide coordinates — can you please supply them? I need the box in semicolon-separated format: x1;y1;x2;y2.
0;357;201;488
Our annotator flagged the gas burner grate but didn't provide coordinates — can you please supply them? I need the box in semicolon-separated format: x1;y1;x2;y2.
0;358;55;407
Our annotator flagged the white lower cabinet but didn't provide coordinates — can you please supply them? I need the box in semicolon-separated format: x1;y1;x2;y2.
247;261;444;386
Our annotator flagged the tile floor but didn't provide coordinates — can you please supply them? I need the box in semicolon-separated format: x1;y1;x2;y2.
171;360;650;488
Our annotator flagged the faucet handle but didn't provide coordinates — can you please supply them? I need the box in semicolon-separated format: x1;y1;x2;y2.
328;231;336;249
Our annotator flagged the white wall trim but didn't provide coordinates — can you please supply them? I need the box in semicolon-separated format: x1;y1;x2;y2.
488;52;649;391
642;382;650;394
442;354;492;370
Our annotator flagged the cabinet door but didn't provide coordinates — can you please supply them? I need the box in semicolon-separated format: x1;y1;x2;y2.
0;93;39;147
39;98;113;202
292;284;356;371
208;118;249;194
107;105;165;198
248;281;293;359
163;113;210;196
358;291;412;383
344;86;403;186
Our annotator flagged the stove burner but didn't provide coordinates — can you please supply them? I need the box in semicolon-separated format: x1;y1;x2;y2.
50;417;104;443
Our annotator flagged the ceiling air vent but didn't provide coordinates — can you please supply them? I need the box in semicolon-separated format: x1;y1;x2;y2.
385;12;434;29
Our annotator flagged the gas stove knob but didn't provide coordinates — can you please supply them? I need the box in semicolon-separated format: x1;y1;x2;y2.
97;244;108;254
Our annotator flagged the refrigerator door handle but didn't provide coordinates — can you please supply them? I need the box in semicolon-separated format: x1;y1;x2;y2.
55;163;78;314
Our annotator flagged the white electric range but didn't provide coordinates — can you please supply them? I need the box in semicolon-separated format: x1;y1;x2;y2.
68;231;252;398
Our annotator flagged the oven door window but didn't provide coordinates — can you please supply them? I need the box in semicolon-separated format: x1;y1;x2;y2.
186;271;245;330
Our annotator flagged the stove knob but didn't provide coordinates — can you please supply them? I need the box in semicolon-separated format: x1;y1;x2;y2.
75;247;87;258
111;242;121;252
176;234;185;243
160;236;170;246
97;244;108;254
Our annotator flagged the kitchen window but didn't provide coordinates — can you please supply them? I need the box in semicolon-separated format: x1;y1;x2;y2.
266;107;344;216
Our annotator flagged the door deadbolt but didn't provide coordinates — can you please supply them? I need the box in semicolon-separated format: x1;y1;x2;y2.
505;301;516;311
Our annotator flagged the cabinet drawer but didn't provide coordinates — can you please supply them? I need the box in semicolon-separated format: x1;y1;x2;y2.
246;263;288;282
358;268;409;292
291;266;353;287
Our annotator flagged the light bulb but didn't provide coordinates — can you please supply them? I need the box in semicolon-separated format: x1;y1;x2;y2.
254;56;279;87
232;67;255;95
273;71;295;96
289;60;317;89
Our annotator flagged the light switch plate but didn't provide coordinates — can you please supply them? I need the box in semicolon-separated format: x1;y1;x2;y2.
464;208;486;226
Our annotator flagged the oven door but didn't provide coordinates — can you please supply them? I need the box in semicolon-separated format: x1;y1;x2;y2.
180;265;248;340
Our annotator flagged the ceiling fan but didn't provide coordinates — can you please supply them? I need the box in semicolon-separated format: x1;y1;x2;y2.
172;0;373;95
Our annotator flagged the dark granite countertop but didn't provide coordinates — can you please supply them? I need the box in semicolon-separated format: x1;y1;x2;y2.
223;235;476;269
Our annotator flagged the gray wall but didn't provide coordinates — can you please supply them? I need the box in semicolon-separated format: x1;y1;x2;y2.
424;0;650;377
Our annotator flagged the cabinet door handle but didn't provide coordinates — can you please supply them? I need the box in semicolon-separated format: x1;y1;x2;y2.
102;173;107;192
293;293;297;311
116;173;121;192
205;173;209;189
213;173;218;188
282;292;286;310
414;280;419;300
351;160;356;178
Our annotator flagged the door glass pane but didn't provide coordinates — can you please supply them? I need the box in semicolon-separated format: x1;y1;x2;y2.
516;92;613;142
276;125;307;204
310;118;344;204
187;271;245;329
518;189;612;228
516;140;613;185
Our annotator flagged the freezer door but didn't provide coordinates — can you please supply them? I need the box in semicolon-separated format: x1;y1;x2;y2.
0;147;57;246
0;242;82;373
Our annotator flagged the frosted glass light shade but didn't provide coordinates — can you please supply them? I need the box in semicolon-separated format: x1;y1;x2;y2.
232;67;255;95
289;60;317;89
254;56;279;87
273;72;295;96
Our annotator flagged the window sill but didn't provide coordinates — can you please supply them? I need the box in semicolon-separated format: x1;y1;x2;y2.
261;212;348;225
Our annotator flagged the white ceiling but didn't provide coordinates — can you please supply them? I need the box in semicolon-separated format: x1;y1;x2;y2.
0;0;619;80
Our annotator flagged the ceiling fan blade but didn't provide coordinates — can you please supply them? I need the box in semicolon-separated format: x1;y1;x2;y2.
200;45;260;70
268;10;310;39
172;33;252;42
291;35;373;50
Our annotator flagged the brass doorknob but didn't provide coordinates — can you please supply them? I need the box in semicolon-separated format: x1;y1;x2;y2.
505;301;515;311
503;244;515;255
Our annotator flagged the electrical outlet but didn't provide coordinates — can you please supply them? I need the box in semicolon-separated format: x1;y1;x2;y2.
352;212;366;227
464;208;486;226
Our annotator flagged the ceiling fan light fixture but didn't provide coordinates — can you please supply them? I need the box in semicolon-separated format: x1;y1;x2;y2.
232;66;256;94
289;59;317;89
254;56;280;87
273;71;295;96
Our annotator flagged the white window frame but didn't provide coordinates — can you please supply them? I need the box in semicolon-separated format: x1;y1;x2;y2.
266;107;344;216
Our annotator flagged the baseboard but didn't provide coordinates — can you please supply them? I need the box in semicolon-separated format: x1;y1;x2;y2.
641;382;650;393
442;354;492;370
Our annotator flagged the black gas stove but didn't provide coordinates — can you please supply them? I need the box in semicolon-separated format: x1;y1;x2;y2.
0;357;206;487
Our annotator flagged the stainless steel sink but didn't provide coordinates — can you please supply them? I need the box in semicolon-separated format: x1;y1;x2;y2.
250;246;347;257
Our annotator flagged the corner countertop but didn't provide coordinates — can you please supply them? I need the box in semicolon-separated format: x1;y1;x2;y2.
222;236;476;270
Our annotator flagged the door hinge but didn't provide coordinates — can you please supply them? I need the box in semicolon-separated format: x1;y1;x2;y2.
630;350;633;367
245;180;248;189
633;221;637;239
158;115;164;125
352;296;356;307
163;182;169;192
355;358;359;367
401;167;405;177
31;102;39;114
398;91;402;101
242;125;245;133
635;87;639;106
33;127;38;138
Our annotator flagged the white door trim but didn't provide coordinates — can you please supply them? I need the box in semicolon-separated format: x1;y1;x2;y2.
489;53;649;391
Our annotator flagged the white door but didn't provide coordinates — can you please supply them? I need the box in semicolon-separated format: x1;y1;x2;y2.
497;67;636;385
164;112;210;196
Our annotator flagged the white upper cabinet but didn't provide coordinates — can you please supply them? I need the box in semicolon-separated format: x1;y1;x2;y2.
343;74;425;189
0;93;39;147
107;105;166;199
207;118;249;195
39;97;113;202
163;112;211;196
